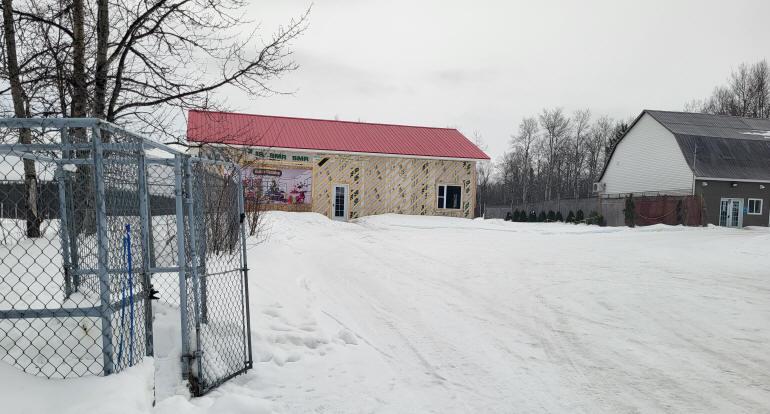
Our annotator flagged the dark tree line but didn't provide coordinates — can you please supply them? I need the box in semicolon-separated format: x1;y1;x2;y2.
479;59;769;212
686;60;770;118
477;109;630;210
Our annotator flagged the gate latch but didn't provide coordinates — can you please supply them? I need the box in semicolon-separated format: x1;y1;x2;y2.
149;284;160;300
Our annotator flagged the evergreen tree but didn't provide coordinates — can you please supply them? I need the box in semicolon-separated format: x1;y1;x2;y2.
538;211;546;222
528;211;537;222
566;211;575;223
547;210;556;222
587;211;604;226
576;209;585;223
512;210;520;221
555;211;564;222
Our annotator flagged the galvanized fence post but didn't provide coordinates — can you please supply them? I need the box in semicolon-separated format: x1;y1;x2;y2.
184;157;204;392
136;141;154;357
66;175;81;291
92;127;114;375
60;127;80;290
56;165;73;299
236;165;253;368
174;154;191;379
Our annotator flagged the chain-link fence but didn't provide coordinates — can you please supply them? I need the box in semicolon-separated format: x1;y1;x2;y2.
0;118;251;396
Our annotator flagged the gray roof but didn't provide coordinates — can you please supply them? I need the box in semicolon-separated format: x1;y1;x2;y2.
605;110;770;181
646;110;770;141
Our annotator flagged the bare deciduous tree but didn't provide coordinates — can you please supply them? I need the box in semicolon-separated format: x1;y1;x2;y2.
513;117;537;206
1;0;309;140
1;0;308;238
586;115;613;189
690;60;770;119
569;109;590;198
538;108;570;201
1;0;40;237
485;109;628;209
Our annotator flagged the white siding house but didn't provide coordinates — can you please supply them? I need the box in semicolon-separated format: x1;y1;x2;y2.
600;113;693;195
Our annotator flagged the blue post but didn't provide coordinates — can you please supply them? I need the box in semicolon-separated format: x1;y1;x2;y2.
116;223;135;368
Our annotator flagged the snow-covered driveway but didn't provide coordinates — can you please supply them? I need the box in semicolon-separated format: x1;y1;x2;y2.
5;212;769;413
173;213;769;414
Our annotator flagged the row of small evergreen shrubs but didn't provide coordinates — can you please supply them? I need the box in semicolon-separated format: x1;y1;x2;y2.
504;209;604;225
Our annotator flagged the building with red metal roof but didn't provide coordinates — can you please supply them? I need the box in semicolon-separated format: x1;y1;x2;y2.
187;110;488;220
187;110;489;160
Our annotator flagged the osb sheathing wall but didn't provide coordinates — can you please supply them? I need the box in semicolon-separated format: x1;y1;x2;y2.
219;147;477;219
312;154;476;219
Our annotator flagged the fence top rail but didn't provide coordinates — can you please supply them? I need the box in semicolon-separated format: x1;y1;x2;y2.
0;117;101;129
0;117;185;157
0;118;241;170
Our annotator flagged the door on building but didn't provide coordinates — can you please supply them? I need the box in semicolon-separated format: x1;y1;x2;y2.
333;184;349;221
719;198;744;227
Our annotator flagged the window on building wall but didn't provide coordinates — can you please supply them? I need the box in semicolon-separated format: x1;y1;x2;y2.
748;198;763;215
437;185;462;209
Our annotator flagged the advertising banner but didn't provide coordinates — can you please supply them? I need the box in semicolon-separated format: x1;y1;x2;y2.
242;167;312;205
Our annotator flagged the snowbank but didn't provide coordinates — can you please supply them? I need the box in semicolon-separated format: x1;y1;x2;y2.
0;359;154;414
2;211;769;413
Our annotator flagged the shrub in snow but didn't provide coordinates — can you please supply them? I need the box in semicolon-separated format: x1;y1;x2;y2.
555;211;563;222
512;210;520;221
587;211;604;226
576;209;585;223
547;210;556;222
528;211;537;222
566;211;575;223
537;211;546;222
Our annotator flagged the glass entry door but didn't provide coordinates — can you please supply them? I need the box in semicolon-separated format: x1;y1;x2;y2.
333;184;349;221
719;198;743;227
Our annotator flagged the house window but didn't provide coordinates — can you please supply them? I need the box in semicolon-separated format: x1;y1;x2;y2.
437;185;462;209
747;198;763;215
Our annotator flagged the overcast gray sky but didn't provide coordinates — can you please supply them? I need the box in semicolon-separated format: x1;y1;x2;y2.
231;0;770;159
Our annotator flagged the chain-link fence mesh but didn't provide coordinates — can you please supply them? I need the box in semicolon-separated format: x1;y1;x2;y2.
0;118;251;395
185;160;251;395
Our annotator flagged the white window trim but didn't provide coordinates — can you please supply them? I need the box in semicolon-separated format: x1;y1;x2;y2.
437;184;462;210
747;198;763;215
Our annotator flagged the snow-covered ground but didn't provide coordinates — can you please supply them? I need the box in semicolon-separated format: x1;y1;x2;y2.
3;212;770;413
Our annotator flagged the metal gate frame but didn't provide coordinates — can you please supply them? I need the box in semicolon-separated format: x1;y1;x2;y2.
0;117;251;395
177;155;253;396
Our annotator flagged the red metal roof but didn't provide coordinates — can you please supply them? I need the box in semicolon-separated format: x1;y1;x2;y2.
186;110;489;160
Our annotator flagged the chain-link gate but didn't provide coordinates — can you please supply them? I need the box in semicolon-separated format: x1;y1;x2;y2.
0;118;251;396
179;158;253;395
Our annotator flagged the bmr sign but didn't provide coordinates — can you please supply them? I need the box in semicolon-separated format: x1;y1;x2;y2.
246;148;312;163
